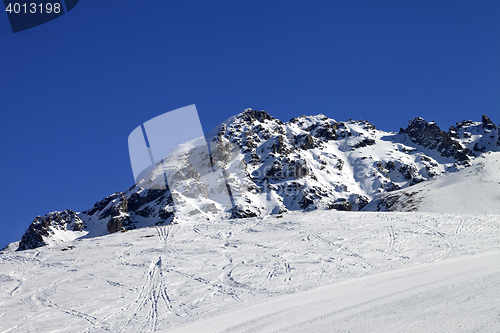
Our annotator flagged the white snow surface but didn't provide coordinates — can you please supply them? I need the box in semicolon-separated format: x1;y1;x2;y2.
1;211;500;332
365;152;500;213
0;242;19;253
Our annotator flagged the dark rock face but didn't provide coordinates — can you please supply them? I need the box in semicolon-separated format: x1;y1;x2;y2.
158;207;174;220
400;118;444;149
83;193;122;217
307;122;338;141
270;135;289;155
401;117;468;161
409;177;425;186
350;194;369;211
455;120;475;129
231;206;259;218
107;216;126;234
384;182;400;192
298;196;314;210
335;122;353;139
264;158;310;181
473;143;486;153
448;125;459;138
353;138;375;149
295;133;316;150
128;189;165;212
373;191;423;212
83;188;174;236
482;115;496;130
18;210;84;251
136;206;154;218
240;109;274;123
398;164;418;181
336;159;344;171
329;198;352;211
454;150;470;161
90;193;134;234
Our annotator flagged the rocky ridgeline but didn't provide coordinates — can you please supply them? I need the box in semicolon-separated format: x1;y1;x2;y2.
17;210;85;250
400;117;469;161
15;110;499;250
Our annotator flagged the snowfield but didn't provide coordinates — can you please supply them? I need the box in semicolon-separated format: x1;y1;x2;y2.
365;153;500;214
1;211;499;332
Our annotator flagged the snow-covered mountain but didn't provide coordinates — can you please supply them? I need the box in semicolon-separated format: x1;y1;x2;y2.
2;110;500;332
10;110;499;251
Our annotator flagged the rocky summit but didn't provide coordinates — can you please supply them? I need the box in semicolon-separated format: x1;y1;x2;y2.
12;109;499;251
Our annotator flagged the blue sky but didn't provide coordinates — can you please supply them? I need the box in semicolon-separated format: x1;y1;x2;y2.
1;0;499;248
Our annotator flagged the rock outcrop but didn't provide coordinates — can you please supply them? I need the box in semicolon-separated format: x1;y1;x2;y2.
18;210;85;250
482;115;496;130
400;117;469;161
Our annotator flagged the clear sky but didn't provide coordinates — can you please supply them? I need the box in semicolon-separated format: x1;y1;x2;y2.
1;0;499;248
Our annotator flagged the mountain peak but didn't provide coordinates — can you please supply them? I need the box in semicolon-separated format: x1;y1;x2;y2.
239;108;275;123
400;116;469;161
482;114;496;130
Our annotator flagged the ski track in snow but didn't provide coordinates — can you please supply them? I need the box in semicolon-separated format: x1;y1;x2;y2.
377;225;395;264
156;225;176;244
119;257;183;333
0;253;41;297
1;211;500;332
415;222;454;262
33;294;108;331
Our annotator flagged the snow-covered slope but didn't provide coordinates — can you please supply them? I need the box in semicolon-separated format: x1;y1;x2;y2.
364;152;500;213
1;211;500;332
171;251;500;333
12;110;500;251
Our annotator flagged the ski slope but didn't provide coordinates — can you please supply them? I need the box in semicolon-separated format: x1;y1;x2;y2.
1;211;499;332
171;251;500;333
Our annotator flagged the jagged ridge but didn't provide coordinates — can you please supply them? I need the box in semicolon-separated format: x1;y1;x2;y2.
13;109;499;251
